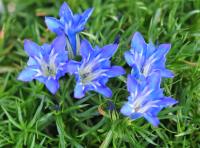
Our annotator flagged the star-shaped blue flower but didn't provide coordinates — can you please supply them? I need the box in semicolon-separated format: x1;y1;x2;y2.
66;39;125;98
120;72;177;126
45;2;93;56
125;32;174;79
18;35;68;94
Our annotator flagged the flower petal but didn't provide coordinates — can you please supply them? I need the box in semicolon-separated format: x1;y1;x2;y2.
146;42;156;57
45;17;64;35
127;74;138;94
130;112;143;120
155;44;171;57
130;64;141;79
100;44;118;59
55;51;68;65
45;78;59;94
66;32;76;55
105;66;125;78
146;72;161;90
80;39;93;58
144;114;160;127
17;66;38;82
77;8;93;30
120;102;133;116
124;51;134;66
41;43;51;56
158;97;178;107
52;35;67;53
59;2;73;19
35;76;46;84
74;83;85;98
160;69;174;78
24;40;42;57
66;60;80;74
131;32;146;54
27;57;37;66
95;85;112;98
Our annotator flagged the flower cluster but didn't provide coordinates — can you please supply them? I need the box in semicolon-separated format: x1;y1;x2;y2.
120;32;177;126
18;2;124;98
18;2;177;126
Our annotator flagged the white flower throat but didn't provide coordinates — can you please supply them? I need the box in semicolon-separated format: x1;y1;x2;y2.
78;54;107;84
35;49;58;77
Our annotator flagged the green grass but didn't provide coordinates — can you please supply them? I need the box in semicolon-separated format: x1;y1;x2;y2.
0;0;200;147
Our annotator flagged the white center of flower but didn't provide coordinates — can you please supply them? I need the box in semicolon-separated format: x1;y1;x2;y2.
35;49;58;77
78;54;107;84
143;55;158;76
130;88;155;114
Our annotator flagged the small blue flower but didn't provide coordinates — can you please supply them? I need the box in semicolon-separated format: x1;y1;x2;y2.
66;39;125;98
18;35;68;94
120;72;177;126
125;32;174;79
45;2;93;56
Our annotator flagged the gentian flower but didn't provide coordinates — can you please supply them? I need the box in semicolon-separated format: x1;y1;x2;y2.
120;72;177;126
125;32;174;79
18;35;68;94
45;2;93;56
66;39;125;98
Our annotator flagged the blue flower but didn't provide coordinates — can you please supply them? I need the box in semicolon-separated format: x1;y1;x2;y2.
18;35;68;94
120;72;177;126
45;2;93;56
124;32;174;79
66;39;125;98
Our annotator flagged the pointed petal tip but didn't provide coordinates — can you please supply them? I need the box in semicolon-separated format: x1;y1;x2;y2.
106;66;126;78
17;67;37;82
120;102;134;117
74;94;84;99
83;7;94;16
60;2;70;11
144;114;160;127
164;69;174;78
74;83;86;99
95;85;113;98
132;31;144;40
45;78;59;94
124;51;134;66
44;17;63;35
24;39;31;44
62;1;68;6
17;75;27;82
87;7;94;13
134;31;142;36
131;31;146;53
100;43;118;58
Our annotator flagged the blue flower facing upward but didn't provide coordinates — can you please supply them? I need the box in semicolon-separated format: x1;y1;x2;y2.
45;2;93;57
125;32;174;79
66;39;125;98
120;72;177;126
18;35;68;94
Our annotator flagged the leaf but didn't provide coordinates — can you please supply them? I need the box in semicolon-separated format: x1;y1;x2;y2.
28;98;44;128
1;106;21;130
56;115;66;148
100;130;113;148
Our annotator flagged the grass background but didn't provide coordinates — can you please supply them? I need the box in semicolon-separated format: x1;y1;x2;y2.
0;0;200;147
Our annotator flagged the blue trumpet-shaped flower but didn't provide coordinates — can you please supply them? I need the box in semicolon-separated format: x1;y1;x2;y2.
18;35;68;94
66;39;125;98
120;72;177;126
125;32;174;79
45;2;93;56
